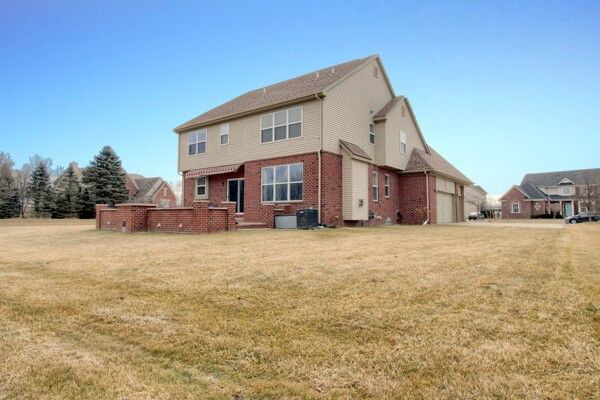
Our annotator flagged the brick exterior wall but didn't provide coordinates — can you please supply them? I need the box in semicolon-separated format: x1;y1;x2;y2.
96;202;236;234
152;182;178;208
500;187;531;219
398;173;434;224
183;152;343;227
368;165;400;225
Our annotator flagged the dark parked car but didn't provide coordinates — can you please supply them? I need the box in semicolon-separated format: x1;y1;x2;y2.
565;212;600;224
468;212;485;220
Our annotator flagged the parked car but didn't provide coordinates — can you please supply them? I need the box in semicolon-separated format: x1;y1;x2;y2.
468;212;485;220
565;212;600;224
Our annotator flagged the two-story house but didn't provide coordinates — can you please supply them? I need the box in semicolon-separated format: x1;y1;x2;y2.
174;55;471;227
500;168;600;218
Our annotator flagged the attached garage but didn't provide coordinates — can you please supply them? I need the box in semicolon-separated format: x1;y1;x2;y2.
436;177;456;224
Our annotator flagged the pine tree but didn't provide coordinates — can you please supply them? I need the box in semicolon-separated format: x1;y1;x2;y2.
29;162;55;217
76;187;95;219
82;146;129;207
0;152;21;218
53;164;80;218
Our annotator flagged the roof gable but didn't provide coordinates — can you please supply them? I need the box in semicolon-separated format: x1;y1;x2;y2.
174;55;377;132
403;147;471;184
521;168;600;187
374;96;430;154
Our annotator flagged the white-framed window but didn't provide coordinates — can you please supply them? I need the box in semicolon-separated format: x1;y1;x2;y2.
400;131;407;154
261;163;303;202
188;129;207;155
369;123;375;144
561;186;572;195
384;174;390;197
372;171;379;201
196;176;208;198
511;201;520;213
220;123;229;145
373;64;378;78
260;106;302;143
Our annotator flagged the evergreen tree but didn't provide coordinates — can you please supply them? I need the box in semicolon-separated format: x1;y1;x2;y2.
29;162;55;217
82;146;129;207
53;164;80;218
0;152;21;218
76;187;95;219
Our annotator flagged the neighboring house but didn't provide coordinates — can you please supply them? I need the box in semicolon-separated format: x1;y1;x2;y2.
464;184;487;217
53;161;84;193
54;162;176;208
127;174;177;208
500;168;600;218
174;55;471;226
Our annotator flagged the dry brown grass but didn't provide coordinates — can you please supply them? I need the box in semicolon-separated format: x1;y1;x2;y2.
0;219;598;399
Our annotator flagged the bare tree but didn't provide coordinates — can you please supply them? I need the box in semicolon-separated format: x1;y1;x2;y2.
576;171;599;220
169;179;183;206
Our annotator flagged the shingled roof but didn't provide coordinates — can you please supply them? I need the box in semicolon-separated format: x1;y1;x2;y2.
128;176;166;203
520;168;600;187
174;55;376;132
404;147;472;184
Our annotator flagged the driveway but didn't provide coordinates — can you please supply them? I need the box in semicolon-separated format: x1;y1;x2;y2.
459;221;565;229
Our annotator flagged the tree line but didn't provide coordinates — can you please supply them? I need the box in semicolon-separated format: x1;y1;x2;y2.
0;146;129;219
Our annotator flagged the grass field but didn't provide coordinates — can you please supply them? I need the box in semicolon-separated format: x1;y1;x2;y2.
0;220;599;399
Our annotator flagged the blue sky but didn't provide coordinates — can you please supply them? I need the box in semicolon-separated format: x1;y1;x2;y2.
1;0;598;194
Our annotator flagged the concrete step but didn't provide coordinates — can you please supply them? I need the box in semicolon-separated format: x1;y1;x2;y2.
236;221;268;229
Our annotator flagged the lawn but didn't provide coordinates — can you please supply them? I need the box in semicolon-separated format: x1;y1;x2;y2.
0;220;598;399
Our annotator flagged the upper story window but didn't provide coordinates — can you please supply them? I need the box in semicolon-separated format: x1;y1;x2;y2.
220;123;229;145
373;65;379;78
511;201;520;213
196;176;208;198
384;174;391;197
400;131;407;154
561;186;572;195
369;123;375;144
261;163;303;202
188;129;207;155
260;106;302;143
372;171;379;201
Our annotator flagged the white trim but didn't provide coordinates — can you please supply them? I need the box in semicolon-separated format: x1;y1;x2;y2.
188;129;207;156
219;123;229;146
261;163;304;202
195;176;208;199
400;131;407;154
384;174;390;198
372;171;379;202
227;178;244;213
511;201;520;213
260;106;303;144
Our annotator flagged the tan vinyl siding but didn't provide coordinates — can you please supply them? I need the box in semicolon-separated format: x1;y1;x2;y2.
178;99;321;172
380;98;427;170
342;151;369;220
322;59;393;158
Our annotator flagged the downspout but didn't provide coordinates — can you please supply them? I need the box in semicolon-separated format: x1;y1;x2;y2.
425;171;430;224
316;93;324;224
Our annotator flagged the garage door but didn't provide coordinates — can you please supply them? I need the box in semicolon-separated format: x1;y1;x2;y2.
437;192;455;223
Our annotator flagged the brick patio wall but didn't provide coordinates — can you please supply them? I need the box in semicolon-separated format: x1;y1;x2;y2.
96;201;236;234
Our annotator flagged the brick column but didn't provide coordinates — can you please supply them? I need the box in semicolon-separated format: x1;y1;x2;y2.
221;201;237;231
95;204;109;229
193;201;210;233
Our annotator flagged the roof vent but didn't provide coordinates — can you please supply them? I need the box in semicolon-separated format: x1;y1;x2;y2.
331;68;335;74
262;88;266;94
316;71;319;78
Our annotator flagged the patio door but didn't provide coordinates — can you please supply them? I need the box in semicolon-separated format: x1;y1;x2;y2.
228;179;244;213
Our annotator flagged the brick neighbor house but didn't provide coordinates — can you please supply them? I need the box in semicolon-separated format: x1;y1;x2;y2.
174;55;471;227
55;162;176;208
500;168;600;219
